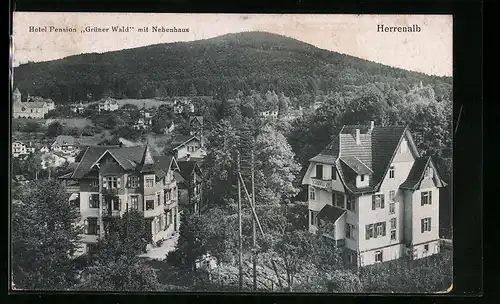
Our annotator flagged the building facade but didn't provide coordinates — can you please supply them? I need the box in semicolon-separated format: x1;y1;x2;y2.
12;141;35;158
171;135;206;161
176;160;203;215
302;121;447;267
98;98;119;112
12;88;55;119
60;144;181;256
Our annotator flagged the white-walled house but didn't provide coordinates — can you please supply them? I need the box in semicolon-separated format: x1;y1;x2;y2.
170;135;206;161
59;144;181;256
12;141;35;158
302;121;447;267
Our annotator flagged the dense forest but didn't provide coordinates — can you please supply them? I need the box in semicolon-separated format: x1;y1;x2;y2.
13;31;451;104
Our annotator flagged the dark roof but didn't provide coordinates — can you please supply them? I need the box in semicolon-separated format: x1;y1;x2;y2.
177;160;202;181
317;205;346;223
400;157;445;190
171;135;192;146
154;155;174;173
309;125;410;194
139;144;156;173
340;156;373;175
70;145;160;179
53;135;77;146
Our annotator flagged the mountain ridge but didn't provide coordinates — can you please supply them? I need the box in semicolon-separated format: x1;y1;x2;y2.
13;31;452;103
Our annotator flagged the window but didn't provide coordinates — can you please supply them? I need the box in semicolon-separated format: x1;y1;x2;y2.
421;191;432;206
389;166;395;178
421;217;432;233
390;230;396;240
89;180;99;188
390;218;397;230
426;167;434;178
348;252;355;264
346;223;356;240
335;193;344;208
389;202;395;214
106;177;118;189
389;190;396;201
89;194;100;208
376;222;386;237
309;187;315;201
157;192;161;206
146;200;155;210
145;178;154;188
131;196;139;210
400;140;408;154
347;196;355;212
332;167;336;180
372;194;385;210
85;218;99;235
112;198;121;211
128;176;139;188
366;222;386;239
316;165;323;180
168;211;173;226
375;250;383;263
310;210;318;226
360;174;365;182
424;244;429;253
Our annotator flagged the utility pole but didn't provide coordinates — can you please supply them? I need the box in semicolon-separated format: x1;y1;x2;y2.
237;150;243;291
251;150;257;291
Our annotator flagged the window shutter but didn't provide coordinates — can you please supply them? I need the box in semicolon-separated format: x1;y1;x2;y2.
102;177;107;188
421;192;424;206
126;176;130;188
84;219;88;234
372;196;375;210
117;178;121;188
429;218;432;231
119;198;122;210
383;222;386;236
97;222;100;234
381;195;385;208
421;219;424;233
366;225;370;240
429;191;432;205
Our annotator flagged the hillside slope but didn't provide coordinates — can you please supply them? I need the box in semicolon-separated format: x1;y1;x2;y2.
13;31;452;103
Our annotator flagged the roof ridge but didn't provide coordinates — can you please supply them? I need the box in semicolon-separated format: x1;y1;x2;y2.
353;156;374;173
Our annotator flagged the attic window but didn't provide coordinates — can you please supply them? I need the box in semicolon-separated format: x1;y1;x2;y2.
426;167;434;178
360;175;365;182
389;166;395;179
400;140;408;154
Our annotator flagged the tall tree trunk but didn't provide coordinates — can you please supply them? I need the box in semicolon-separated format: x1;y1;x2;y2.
271;259;283;290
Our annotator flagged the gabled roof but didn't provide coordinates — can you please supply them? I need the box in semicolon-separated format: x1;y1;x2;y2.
171;135;201;150
190;116;204;126
177;160;202;181
14;88;20;94
317;205;346;223
53;135;77;146
139;144;156;173
400;156;446;190
309;124;420;194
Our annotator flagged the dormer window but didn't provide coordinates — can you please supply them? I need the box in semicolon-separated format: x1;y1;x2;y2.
426;167;434;178
316;165;323;180
400;140;408;154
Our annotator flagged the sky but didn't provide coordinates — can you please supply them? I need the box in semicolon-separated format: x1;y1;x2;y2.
12;13;452;77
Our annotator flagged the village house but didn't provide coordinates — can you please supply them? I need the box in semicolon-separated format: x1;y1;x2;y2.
41;152;76;169
98;97;119;112
12;141;36;158
302;121;447;267
189;116;204;136
12;88;56;119
163;121;175;135
259;110;279;118
71;102;86;114
59;144;181;256
176;160;203;214
51;135;80;155
173;98;195;114
170;135;206;161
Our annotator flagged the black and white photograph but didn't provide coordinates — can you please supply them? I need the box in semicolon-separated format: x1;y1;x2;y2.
10;13;453;293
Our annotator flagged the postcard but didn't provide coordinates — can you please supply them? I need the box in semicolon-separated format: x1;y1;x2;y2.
10;12;452;293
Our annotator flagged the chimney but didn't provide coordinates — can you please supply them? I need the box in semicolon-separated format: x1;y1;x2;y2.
355;129;360;145
370;121;375;131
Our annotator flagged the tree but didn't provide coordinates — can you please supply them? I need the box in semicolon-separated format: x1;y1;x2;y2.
22;121;41;133
189;83;198;96
11;180;82;290
47;121;63;138
278;92;290;117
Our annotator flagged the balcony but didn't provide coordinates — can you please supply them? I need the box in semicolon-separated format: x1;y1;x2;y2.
311;178;332;190
102;188;124;195
322;233;346;247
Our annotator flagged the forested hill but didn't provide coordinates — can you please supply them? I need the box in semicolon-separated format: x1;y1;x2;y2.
13;31;452;103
